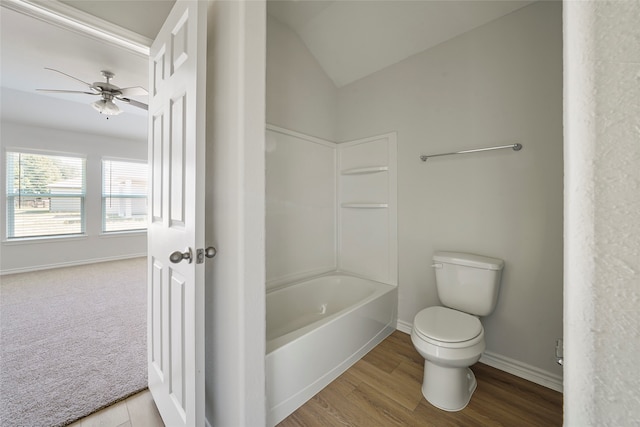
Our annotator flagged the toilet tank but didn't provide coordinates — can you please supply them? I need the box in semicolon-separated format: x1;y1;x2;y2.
433;251;504;316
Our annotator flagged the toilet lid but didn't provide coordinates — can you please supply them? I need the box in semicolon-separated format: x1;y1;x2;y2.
413;306;482;343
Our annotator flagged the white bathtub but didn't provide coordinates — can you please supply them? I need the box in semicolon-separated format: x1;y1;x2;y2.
266;273;397;426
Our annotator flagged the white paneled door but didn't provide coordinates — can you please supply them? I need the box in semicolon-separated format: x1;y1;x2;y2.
147;1;207;426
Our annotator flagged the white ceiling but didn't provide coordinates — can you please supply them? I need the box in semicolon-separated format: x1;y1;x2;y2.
1;0;536;140
58;0;175;40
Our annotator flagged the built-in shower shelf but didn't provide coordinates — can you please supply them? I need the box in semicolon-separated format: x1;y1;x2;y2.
340;166;388;175
341;203;388;209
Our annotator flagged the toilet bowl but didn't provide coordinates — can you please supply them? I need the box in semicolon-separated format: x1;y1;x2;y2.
411;306;485;411
410;251;504;412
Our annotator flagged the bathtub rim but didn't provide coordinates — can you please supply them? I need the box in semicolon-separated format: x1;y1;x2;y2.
266;269;396;294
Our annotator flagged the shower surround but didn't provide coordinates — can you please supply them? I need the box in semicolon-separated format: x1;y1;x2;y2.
265;126;398;424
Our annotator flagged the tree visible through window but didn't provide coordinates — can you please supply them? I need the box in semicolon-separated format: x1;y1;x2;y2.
6;152;86;238
102;159;148;232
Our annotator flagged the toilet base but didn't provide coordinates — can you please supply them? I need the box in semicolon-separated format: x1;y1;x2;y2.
421;361;477;412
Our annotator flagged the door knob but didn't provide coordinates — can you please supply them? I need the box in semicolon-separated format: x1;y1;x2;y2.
196;246;217;263
170;247;193;264
204;246;217;258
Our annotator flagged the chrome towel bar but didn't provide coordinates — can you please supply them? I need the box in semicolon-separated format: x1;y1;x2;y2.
420;143;522;162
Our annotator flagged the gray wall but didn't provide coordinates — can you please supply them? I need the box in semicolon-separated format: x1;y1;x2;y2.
266;15;337;141
336;1;563;380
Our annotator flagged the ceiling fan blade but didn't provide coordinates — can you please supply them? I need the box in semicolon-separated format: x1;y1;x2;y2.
119;97;148;111
118;86;149;97
36;89;98;95
44;67;93;88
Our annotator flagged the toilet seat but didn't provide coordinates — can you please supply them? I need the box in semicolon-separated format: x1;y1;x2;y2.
413;306;483;348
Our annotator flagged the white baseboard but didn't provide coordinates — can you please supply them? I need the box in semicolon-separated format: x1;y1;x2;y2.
396;319;413;334
0;253;147;276
395;320;563;393
479;351;563;393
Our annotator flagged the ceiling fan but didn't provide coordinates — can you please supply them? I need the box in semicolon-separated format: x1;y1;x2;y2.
36;68;148;116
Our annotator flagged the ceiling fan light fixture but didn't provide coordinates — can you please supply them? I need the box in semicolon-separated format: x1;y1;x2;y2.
92;98;122;116
40;68;148;115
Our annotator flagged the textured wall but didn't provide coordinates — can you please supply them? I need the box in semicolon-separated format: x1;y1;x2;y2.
564;0;640;424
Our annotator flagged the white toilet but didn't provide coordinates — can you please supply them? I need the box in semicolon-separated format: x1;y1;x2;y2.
411;251;504;412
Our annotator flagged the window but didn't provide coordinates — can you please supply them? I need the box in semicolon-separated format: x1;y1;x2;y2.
6;151;86;238
102;159;148;232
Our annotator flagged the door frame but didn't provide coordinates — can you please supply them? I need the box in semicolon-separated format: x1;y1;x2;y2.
204;1;266;425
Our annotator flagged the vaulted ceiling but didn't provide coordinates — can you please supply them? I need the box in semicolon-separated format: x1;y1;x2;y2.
268;1;535;87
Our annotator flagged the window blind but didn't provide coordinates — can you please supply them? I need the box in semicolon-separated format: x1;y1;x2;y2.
102;159;148;232
6;152;85;238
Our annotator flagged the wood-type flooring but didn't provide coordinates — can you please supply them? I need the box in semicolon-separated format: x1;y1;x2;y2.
278;331;563;426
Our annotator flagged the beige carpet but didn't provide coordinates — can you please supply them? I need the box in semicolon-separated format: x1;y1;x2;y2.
0;258;147;427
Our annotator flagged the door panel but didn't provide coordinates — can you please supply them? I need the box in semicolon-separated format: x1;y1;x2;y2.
150;259;163;376
151;114;164;220
170;94;186;226
169;270;186;414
